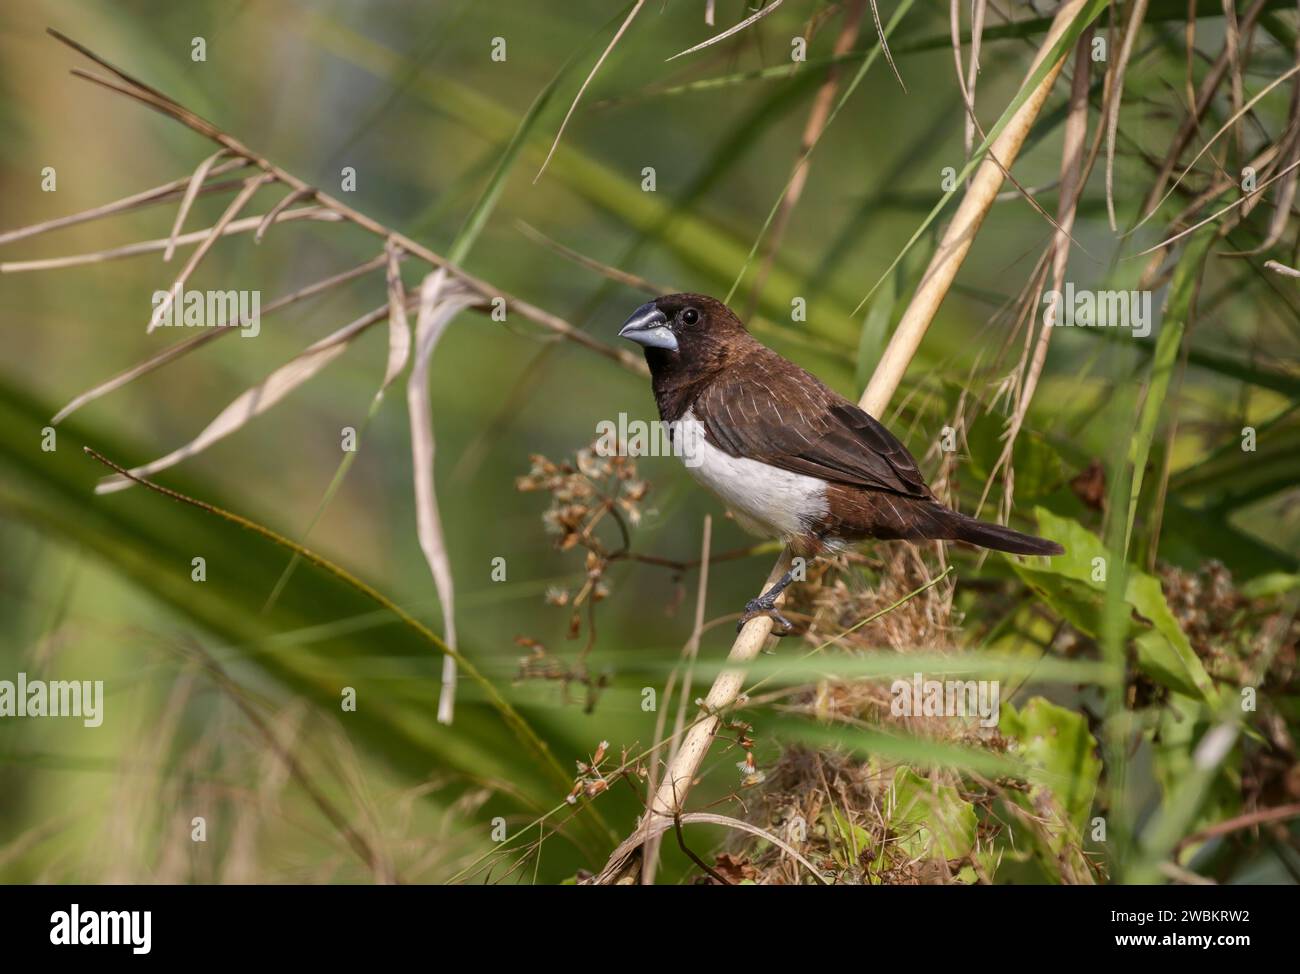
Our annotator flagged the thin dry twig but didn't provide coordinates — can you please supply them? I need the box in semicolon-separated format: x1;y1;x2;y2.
868;0;906;92
1222;0;1246;167
982;29;1094;517
1131;61;1300;236
862;0;1087;415
148;172;274;332
94;301;400;493
1137;0;1270;219
1134;155;1300;256
1175;802;1300;857
964;0;987;163
946;1;1084;251
515;221;667;294
255;186;317;243
610;810;829;884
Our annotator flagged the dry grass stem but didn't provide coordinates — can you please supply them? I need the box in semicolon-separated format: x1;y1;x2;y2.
407;272;482;724
1104;0;1148;231
667;0;785;61
0;157;250;247
535;0;647;182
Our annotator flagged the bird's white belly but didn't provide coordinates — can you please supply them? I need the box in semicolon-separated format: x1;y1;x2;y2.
678;411;828;540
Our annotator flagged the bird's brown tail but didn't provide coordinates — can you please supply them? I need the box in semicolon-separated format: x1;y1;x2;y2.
942;510;1064;556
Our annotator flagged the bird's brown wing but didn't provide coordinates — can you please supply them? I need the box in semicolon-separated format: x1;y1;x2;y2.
692;350;931;498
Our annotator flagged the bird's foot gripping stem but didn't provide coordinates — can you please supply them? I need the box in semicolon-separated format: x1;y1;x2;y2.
735;566;799;635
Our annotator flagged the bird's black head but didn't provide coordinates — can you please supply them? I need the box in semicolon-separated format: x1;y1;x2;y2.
618;293;750;375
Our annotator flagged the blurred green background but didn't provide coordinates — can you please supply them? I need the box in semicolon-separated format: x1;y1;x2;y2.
1;1;1297;883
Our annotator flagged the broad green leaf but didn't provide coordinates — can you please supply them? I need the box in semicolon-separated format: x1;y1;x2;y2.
1001;698;1101;835
1011;508;1218;703
1240;572;1300;598
999;697;1100;882
1150;693;1240;842
825;806;873;869
886;767;977;862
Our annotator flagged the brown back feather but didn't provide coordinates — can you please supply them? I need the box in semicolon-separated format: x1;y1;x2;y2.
692;344;932;499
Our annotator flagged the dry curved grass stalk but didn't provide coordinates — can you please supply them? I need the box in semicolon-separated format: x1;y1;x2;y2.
979;29;1094;521
641;515;712;885
0;157;251;247
946;1;1085;253
1104;0;1148;232
407;272;482;724
1131;60;1300;237
868;0;905;92
148;172;274;333
1137;0;1270;220
667;0;786;62
0;207;342;273
255;186;317;243
535;0;647;183
164;149;233;262
607;811;830;885
962;0;987;164
381;240;414;396
94;299;402;493
1135;155;1300;257
861;1;1087;417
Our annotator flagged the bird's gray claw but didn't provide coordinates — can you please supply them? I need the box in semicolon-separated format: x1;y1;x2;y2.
736;597;795;635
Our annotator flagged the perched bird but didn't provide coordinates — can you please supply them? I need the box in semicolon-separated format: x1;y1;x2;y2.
618;293;1064;632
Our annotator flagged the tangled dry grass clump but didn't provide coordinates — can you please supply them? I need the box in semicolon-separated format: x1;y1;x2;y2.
1161;561;1299;689
719;748;991;885
777;547;980;741
718;551;1043;885
793;546;957;653
1160;561;1300;812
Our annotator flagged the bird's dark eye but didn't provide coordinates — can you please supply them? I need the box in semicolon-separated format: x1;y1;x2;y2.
681;308;699;325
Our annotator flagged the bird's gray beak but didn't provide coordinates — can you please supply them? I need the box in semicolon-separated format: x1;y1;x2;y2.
618;302;678;352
